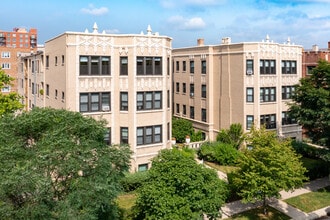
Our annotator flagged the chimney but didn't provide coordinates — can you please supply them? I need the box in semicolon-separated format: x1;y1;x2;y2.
221;37;231;44
197;38;204;46
312;44;319;52
328;41;330;50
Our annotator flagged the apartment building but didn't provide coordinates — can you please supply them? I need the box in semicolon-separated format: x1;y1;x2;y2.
18;24;172;171
302;42;330;77
172;36;302;141
0;27;37;92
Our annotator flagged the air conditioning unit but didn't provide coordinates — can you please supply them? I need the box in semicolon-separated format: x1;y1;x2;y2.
102;105;110;111
190;93;194;97
246;70;253;75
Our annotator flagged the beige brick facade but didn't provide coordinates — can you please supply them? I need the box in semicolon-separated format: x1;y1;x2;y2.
18;24;172;171
173;37;302;141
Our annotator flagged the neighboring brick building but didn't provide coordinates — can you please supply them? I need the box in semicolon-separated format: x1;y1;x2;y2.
18;24;172;171
302;42;330;77
172;36;302;141
0;27;37;92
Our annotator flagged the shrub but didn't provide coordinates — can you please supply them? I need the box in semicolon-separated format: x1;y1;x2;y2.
120;171;149;193
292;141;329;159
300;157;329;180
198;142;241;166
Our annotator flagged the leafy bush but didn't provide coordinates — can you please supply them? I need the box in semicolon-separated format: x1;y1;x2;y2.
198;142;241;166
120;171;149;193
172;117;204;143
300;157;329;180
292;141;329;159
216;123;244;149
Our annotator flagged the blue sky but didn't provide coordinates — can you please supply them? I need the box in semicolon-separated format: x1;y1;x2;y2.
1;0;330;48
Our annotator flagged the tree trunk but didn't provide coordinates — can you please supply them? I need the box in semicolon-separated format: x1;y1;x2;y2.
263;194;268;215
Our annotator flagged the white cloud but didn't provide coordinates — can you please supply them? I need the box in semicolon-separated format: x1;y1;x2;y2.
104;29;120;34
81;4;109;16
167;16;206;30
160;0;225;8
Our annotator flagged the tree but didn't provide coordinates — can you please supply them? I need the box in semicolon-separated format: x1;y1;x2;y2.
0;107;131;219
172;117;203;143
216;123;244;149
289;60;330;147
230;126;307;214
133;149;228;220
0;68;24;116
198;141;241;166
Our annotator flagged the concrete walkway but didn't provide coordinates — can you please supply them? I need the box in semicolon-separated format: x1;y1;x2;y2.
220;176;330;219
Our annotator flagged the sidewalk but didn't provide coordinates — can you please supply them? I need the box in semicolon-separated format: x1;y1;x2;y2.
220;177;330;219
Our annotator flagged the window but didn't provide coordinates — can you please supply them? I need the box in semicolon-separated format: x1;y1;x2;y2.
120;57;128;75
120;127;129;144
246;59;254;75
190;60;194;73
176;61;179;71
260;59;276;74
176;103;180;114
190;84;194;97
167;90;170;108
104;128;111;145
183;105;186;115
183;61;186;71
282;86;295;99
136;91;162;110
137;125;162;145
307;66;315;75
79;56;111;75
61;55;65;65
182;83;186;94
1;63;10;69
46;84;49;96
246;115;254;129
260;87;276;102
190;106;194;119
46;55;49;68
55;56;58;66
62;92;65;100
282;111;297;125
176;82;180;93
201;85;206;98
201;60;206;74
137;57;162;75
260;114;276;129
32;83;35;94
1;52;10;58
138;164;148;172
202;108;207;122
79;92;111;112
281;60;296;74
246;87;254;102
55;89;58;98
1;86;10;92
167;58;170;75
120;92;128;111
167;122;170;141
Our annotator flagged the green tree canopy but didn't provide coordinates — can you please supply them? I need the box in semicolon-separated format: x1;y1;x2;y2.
216;123;244;149
0;68;24;116
0;108;131;219
230;126;307;213
172;117;203;143
133;148;228;220
289;60;330;147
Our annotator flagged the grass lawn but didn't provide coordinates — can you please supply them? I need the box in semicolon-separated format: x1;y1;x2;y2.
226;206;290;220
284;186;330;213
204;161;239;173
117;192;136;219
